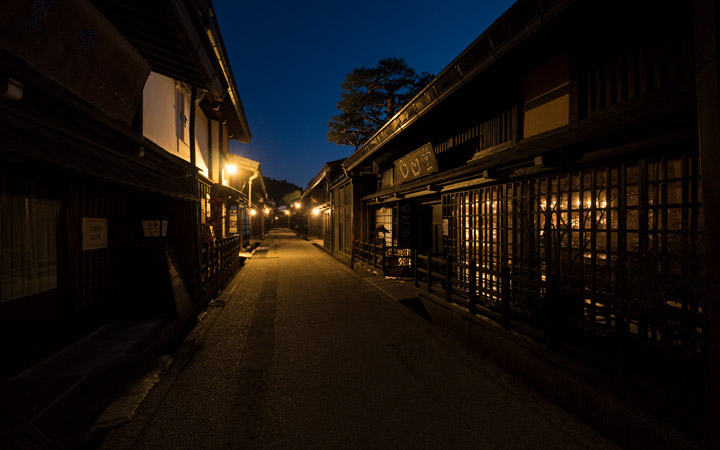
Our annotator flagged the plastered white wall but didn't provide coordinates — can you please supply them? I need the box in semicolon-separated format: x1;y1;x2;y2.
142;72;190;161
210;121;220;181
195;110;209;177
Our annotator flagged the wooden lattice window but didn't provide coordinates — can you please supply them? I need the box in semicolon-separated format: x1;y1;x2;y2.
443;149;703;354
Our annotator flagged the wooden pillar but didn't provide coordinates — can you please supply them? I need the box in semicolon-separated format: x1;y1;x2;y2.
189;87;196;167
694;1;720;447
469;259;476;314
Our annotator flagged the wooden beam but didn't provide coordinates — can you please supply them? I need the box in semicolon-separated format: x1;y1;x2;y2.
694;1;720;448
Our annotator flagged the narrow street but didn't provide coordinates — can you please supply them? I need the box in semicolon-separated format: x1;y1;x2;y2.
99;229;618;450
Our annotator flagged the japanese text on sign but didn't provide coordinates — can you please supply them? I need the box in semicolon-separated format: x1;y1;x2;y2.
393;143;438;185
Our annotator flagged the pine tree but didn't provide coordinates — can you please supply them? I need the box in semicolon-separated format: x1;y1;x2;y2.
328;58;433;150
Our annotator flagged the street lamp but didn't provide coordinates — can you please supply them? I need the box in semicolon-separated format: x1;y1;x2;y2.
293;201;301;209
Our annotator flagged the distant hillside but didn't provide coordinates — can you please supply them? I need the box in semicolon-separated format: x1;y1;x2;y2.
264;177;303;205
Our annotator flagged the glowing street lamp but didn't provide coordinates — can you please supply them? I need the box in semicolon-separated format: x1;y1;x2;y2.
312;208;320;216
225;164;237;175
293;201;301;209
249;209;257;216
264;207;270;215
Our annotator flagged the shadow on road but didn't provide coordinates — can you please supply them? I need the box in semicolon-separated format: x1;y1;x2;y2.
398;298;434;323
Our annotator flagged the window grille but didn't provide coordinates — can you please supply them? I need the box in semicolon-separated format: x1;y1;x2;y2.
443;150;703;354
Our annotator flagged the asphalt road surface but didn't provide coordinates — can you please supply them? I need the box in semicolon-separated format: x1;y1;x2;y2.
99;229;619;450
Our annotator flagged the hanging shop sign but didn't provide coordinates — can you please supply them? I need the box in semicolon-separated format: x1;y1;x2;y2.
142;220;167;237
229;206;238;234
397;202;416;249
393;143;439;185
82;217;107;250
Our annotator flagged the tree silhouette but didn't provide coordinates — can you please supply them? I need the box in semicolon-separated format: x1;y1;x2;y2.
328;57;433;150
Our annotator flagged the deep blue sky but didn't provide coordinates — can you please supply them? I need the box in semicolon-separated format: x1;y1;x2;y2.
213;0;516;188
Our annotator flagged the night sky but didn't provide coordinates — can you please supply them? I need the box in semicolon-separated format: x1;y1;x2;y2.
212;0;516;188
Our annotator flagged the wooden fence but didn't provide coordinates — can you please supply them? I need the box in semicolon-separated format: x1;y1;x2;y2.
413;251;707;409
201;236;243;291
352;239;412;276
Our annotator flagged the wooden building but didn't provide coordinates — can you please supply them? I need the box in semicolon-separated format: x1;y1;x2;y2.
330;1;719;448
0;0;251;379
301;159;344;247
225;154;266;242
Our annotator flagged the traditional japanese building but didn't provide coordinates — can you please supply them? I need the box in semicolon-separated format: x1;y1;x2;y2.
301;159;344;247
0;0;251;379
332;1;718;448
225;154;266;242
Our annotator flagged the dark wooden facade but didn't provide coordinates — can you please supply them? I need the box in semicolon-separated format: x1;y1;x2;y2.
1;0;250;380
332;1;717;448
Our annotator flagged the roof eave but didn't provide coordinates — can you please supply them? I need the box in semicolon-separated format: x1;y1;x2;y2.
343;0;575;172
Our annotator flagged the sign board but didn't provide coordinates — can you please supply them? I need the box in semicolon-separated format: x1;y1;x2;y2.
142;220;167;237
205;194;211;219
82;217;107;250
397;202;416;249
393;143;439;185
229;206;238;234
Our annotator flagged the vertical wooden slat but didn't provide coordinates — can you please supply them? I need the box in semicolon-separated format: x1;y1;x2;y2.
605;166;612;328
682;152;690;247
690;154;699;252
595;63;604;111
660;157;669;347
590;168;598;322
681;152;691;352
489;187;495;299
638;41;649;95
587;63;595;116
627;45;636;99
558;174;565;281
616;54;625;104
653;37;665;90
661;158;669;254
639;159;649;252
639;159;649;341
667;28;678;85
579;170;586;287
619;163;627;262
567;173;573;284
605;55;614;108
